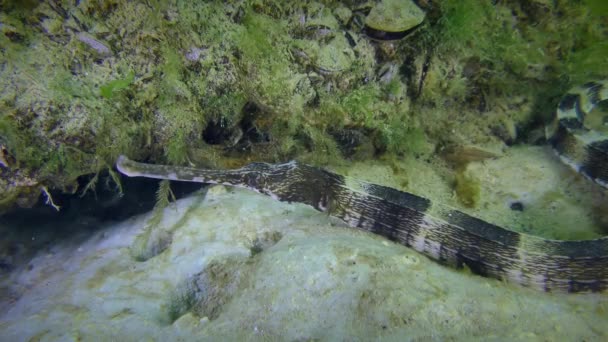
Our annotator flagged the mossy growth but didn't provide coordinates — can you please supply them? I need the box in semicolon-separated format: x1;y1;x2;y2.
401;0;608;154
583;0;608;14
236;11;301;113
297;124;343;165
454;169;481;208
420;0;607;103
317;82;428;157
100;72;134;99
155;45;205;164
0;2;152;193
2;0;606;214
556;2;608;85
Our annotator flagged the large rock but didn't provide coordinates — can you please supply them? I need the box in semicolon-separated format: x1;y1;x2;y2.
0;186;606;340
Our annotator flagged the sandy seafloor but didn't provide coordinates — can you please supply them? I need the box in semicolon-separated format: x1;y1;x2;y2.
0;146;607;341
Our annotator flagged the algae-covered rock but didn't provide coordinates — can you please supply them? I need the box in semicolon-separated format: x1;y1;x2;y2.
0;0;607;216
318;37;354;74
365;0;425;39
0;171;40;215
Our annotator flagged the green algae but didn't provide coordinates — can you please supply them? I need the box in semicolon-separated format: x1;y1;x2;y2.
0;0;606;215
100;72;134;99
237;11;303;114
413;0;607;128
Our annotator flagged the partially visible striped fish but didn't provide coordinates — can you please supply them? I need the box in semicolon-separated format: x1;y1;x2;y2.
116;81;608;293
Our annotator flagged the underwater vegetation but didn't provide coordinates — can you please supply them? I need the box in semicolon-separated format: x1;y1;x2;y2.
0;0;606;213
99;72;134;99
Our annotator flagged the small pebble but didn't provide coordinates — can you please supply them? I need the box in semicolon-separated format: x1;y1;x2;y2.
77;33;112;56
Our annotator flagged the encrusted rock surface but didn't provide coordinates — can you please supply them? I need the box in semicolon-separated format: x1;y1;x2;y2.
0;185;606;340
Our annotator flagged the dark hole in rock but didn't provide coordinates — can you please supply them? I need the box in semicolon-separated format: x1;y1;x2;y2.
330;128;375;159
203;102;271;152
364;25;417;41
510;201;524;212
202;119;235;145
238;102;270;144
4;30;25;43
